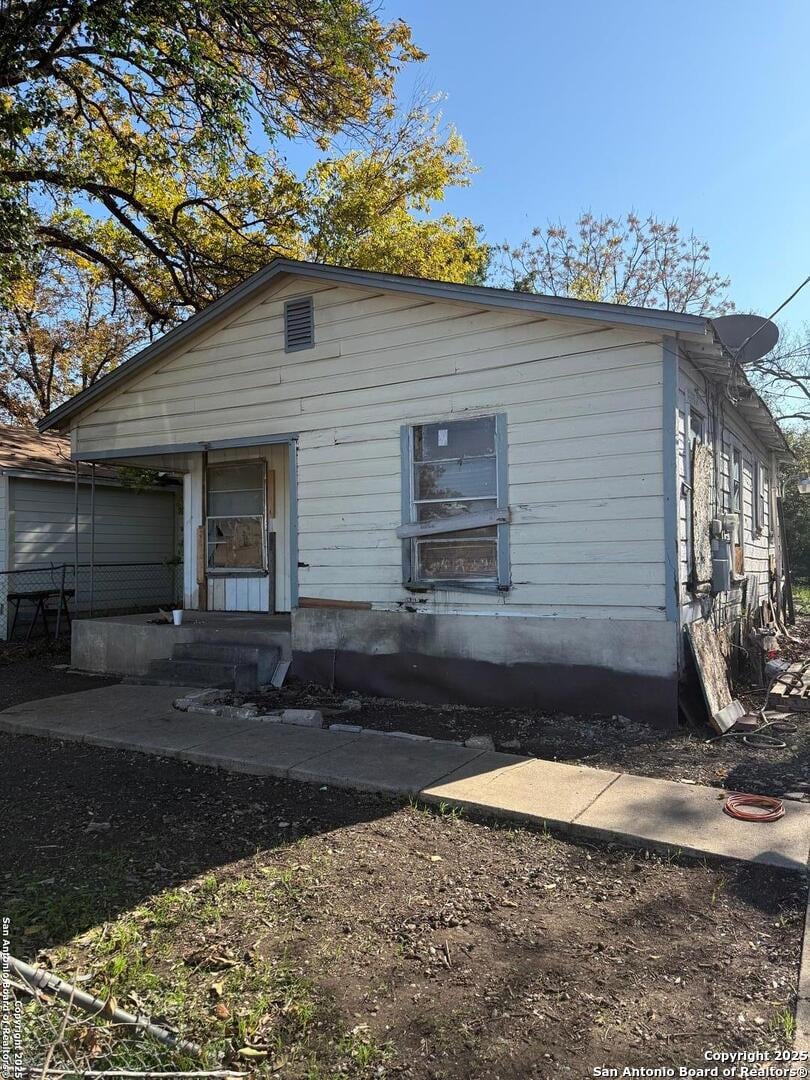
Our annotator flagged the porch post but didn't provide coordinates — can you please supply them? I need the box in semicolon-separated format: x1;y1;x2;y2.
73;460;80;612
89;462;96;616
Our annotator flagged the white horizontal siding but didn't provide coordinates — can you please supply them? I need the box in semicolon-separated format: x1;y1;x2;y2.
74;279;668;620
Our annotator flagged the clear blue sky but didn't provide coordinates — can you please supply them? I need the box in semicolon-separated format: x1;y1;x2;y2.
377;0;810;323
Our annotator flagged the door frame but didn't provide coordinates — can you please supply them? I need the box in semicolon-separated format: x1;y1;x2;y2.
178;432;298;613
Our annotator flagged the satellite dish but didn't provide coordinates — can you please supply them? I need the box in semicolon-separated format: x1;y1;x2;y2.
713;314;779;364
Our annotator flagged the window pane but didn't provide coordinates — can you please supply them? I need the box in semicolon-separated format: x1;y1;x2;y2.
414;457;496;501
207;516;264;570
208;490;264;516
416;498;497;524
416;535;497;580
414;417;495;462
207;463;264;493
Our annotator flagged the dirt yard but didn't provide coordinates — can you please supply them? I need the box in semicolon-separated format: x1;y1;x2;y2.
0;638;118;711
1;732;805;1079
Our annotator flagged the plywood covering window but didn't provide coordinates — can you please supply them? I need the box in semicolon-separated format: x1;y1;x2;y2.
731;447;745;573
401;415;510;589
206;461;267;573
754;461;769;536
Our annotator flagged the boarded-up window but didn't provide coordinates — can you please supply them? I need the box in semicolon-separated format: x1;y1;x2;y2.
754;462;769;535
407;416;501;584
731;447;744;573
206;461;266;572
690;441;714;591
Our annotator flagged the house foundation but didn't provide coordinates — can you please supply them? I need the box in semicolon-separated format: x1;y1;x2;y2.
291;607;680;728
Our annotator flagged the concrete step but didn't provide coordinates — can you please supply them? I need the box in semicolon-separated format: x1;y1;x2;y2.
145;657;258;691
172;641;279;685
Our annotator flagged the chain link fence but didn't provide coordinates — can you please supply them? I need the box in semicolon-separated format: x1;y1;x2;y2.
0;562;184;641
9;989;211;1079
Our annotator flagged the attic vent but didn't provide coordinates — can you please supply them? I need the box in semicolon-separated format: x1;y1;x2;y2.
284;296;314;351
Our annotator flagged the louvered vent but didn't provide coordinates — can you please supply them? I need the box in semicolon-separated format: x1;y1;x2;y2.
284;296;314;351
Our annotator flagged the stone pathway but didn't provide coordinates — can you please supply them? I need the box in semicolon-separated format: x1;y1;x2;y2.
2;683;809;873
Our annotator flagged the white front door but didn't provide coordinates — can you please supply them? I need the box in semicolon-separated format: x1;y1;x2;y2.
205;458;274;612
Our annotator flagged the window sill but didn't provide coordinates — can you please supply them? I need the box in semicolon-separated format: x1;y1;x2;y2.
405;580;508;595
206;569;269;578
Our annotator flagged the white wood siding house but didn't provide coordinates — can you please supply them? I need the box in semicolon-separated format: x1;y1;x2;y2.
38;260;789;725
0;425;179;638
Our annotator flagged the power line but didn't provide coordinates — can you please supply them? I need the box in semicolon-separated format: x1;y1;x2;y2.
732;272;810;365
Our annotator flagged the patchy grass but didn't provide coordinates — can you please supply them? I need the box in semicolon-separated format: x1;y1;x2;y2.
794;582;810;615
3;734;806;1079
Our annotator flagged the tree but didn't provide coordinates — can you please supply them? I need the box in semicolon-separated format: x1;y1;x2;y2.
496;212;733;314
780;427;810;583
0;0;428;323
0;249;144;422
301;101;486;283
744;322;810;424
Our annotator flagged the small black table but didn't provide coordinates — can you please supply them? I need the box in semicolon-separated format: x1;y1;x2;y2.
8;587;75;642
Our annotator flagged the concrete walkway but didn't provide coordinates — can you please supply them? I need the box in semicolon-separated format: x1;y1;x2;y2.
2;684;809;873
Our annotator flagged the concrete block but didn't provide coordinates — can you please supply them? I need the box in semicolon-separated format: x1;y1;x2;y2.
329;722;363;733
465;734;495;751
255;713;283;723
271;660;291;688
217;704;259;722
383;730;432;742
281;709;323;728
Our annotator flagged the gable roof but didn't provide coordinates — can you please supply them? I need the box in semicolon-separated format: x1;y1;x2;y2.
0;424;121;481
35;257;788;455
38;258;712;435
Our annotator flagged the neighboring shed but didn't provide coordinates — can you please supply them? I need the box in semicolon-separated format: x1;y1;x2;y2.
0;424;180;639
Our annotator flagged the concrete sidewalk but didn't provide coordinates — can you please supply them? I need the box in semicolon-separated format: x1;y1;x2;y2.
2;684;809;873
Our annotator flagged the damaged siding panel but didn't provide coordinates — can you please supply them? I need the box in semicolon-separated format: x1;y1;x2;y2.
73;279;668;620
676;353;779;631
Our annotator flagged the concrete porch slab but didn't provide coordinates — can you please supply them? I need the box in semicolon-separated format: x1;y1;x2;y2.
572;771;810;873
72;611;292;678
287;732;486;795
422;754;621;826
181;723;363;777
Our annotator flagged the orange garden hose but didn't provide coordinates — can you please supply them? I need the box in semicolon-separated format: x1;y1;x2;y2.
723;793;785;822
